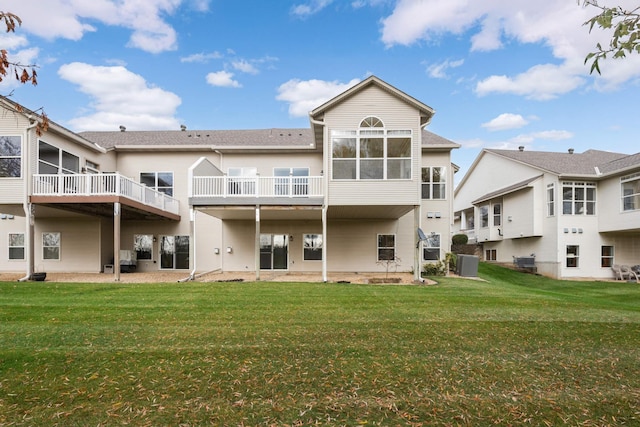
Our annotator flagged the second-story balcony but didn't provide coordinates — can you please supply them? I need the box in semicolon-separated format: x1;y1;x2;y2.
191;175;324;204
31;173;180;220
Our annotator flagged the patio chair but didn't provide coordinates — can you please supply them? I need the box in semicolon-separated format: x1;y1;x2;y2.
612;264;624;280
616;265;639;283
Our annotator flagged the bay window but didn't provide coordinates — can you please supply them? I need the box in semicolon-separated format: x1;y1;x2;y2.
562;182;595;215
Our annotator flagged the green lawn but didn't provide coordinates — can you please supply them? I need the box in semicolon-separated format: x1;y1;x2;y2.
1;263;639;426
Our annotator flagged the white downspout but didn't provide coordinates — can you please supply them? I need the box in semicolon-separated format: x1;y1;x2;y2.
180;208;197;282
19;119;39;282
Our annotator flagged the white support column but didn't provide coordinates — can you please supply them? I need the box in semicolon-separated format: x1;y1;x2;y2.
114;202;121;282
322;205;327;282
414;206;421;282
255;205;260;281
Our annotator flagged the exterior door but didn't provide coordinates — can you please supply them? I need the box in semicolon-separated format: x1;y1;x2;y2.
260;234;288;270
160;235;190;269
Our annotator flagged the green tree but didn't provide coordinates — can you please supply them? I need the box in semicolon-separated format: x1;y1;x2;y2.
581;1;640;74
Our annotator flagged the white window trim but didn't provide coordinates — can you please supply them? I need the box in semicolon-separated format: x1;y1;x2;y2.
377;233;396;261
421;166;447;200
302;233;323;261
621;172;640;212
566;245;579;268
562;181;596;216
8;232;25;260
0;135;22;178
423;232;441;261
42;232;61;261
331;124;413;181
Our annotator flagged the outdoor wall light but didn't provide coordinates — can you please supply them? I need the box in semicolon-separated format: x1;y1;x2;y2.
226;247;233;253
153;236;157;242
214;248;220;254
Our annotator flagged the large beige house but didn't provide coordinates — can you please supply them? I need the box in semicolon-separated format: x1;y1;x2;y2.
453;147;640;280
0;76;460;281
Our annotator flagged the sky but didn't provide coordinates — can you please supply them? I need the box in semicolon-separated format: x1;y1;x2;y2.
2;0;639;183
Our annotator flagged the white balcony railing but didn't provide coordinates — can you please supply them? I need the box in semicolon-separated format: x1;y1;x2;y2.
33;173;180;215
191;176;324;198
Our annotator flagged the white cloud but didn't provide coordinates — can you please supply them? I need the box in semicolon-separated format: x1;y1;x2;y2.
0;33;30;51
291;0;334;18
57;62;181;131
481;113;528;131
426;59;464;79
206;71;241;88
475;63;585;100
276;78;361;117
3;0;189;53
380;0;640;97
180;52;223;63
232;59;259;75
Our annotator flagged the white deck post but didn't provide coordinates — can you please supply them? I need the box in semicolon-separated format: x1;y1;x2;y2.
255;205;260;281
414;206;421;282
114;202;121;282
322;205;327;282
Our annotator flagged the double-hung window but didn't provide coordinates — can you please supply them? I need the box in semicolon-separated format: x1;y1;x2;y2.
601;246;614;268
479;205;489;228
566;245;579;268
562;182;596;215
493;203;502;226
621;173;640;211
331;117;412;180
547;183;555;216
43;232;60;260
303;234;322;261
141;172;174;196
377;234;396;261
8;233;25;260
134;234;153;261
423;233;441;261
421;167;446;199
0;136;21;178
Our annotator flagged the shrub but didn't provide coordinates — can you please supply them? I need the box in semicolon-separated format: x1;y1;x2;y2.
445;252;457;272
452;234;468;245
422;261;447;276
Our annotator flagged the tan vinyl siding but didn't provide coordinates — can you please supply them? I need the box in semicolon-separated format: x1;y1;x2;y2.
35;219;102;272
0;111;29;203
325;85;421;206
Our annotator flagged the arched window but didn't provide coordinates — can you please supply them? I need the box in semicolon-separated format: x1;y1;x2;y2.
360;116;384;128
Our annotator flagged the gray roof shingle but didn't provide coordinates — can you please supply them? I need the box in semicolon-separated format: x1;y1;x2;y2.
486;148;637;176
79;128;314;149
79;127;459;150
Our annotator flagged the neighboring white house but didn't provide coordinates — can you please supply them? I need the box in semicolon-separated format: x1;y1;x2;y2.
453;147;640;280
0;76;460;281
